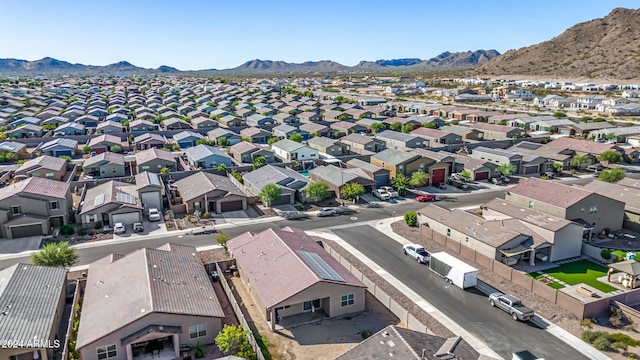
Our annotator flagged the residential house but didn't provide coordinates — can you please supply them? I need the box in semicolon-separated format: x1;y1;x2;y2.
272;124;309;140
530;118;576;133
191;116;219;129
335;325;481;360
134;133;166;150
96;120;124;135
297;111;323;123
506;178;625;236
582;180;640;232
323;110;351;121
330;121;366;136
174;171;247;213
559;121;615;137
470;146;551;175
15;155;67;181
472;122;523;140
218;115;245;127
0;177;71;239
310;164;376;198
75;115;100;128
411;127;462;148
228;227;366;331
410;148;456;185
229;142;275;165
240;127;271;143
440;125;484;141
272;112;299;125
78;180;143;228
450;153;496;181
133;171;164;214
244;165;313;205
345;158;390;186
271;139;319;163
53;122;86;136
134;148;176;173
299;122;330;138
10;116;41;128
340;133;386;154
207;128;242;146
0;264;67;360
128;120;157;132
173;131;205;148
246;114;273;126
591;126;640;143
82;152;126;178
163;118;192;130
39;138;78;157
370;149;432;178
184;144;234;169
87;134;122;154
106;113;128;123
375;130;424;150
6;124;43;138
307;137;347;156
0;141;29;159
76;244;224;360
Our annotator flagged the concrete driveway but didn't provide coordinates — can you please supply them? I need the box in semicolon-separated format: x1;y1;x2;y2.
113;220;168;240
0;236;43;253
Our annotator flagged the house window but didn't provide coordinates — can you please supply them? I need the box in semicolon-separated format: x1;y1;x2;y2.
142;165;150;170
96;344;117;360
157;164;163;169
194;201;201;210
341;294;354;307
581;207;585;214
11;205;21;215
189;324;207;339
590;205;598;214
87;214;97;222
529;200;534;209
398;165;404;173
50;201;59;210
446;228;451;237
45;173;55;178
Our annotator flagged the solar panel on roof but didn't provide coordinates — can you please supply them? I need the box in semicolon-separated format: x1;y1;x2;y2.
116;192;136;204
94;193;105;206
296;250;345;282
148;173;160;186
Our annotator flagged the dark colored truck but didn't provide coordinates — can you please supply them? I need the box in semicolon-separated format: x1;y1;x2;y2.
489;292;535;321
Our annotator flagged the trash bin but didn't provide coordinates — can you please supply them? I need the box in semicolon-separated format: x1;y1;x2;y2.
211;271;218;282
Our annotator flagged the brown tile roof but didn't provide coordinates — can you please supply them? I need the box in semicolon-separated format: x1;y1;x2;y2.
228;227;366;309
582;180;640;213
230;141;260;154
411;127;454;138
0;177;69;200
472;122;518;133
174;171;245;201
135;148;176;165
76;243;224;349
483;198;574;232
508;178;592;208
15;155;66;174
544;137;618;155
87;134;122;147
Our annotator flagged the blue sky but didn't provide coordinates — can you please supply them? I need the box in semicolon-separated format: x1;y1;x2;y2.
0;1;638;70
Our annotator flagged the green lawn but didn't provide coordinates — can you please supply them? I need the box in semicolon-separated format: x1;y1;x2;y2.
528;259;618;293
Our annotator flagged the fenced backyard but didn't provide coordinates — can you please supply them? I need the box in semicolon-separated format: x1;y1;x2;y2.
528;259;618;293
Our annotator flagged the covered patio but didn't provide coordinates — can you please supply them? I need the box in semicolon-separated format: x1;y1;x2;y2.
607;260;640;289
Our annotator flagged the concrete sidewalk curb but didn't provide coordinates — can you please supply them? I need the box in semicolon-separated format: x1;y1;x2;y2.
306;229;504;360
375;217;611;360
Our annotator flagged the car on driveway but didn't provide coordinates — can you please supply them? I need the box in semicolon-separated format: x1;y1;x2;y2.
416;193;437;202
436;182;447;189
133;222;144;232
113;222;125;234
316;208;337;217
148;208;161;221
403;243;430;264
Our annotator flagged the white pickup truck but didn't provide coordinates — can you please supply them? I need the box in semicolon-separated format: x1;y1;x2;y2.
378;186;399;198
372;188;391;200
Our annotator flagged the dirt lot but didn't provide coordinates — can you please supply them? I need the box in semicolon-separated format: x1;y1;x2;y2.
390;221;640;360
228;275;403;360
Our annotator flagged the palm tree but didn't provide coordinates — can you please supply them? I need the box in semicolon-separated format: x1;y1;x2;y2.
31;241;78;267
570;154;589;170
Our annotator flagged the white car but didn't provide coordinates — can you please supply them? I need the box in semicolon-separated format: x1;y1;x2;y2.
372;189;391;200
148;208;161;221
316;208;336;217
379;186;399;198
403;244;430;264
113;223;126;234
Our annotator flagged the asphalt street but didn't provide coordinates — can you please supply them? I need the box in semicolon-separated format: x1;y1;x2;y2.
333;225;589;360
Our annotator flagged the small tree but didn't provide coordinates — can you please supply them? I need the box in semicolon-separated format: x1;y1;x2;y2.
570;154;590;169
305;182;329;202
267;137;279;145
110;145;122;153
552;162;563;173
599;168;625;183
259;183;281;207
231;169;243;183
422;122;437;129
252;156;267;170
216;233;231;248
160;167;171;176
370;122;386;133
460;169;472;179
289;132;303;143
217;137;230;147
195;138;209;146
217;163;227;172
391;174;411;195
597;150;623;168
31;241;78;267
404;212;417;227
389;122;402;131
409;171;428;187
497;163;516;177
82;145;92;154
401;124;414;133
215;325;255;359
340;182;365;201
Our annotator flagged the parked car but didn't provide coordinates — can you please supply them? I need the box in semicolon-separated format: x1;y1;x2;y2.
148;208;161;221
489;293;535;321
403;243;430;264
133;222;144;232
378;186;399;198
113;223;125;234
316;208;336;217
372;188;391;200
450;173;470;182
436;182;447;190
540;171;555;179
416;193;437;202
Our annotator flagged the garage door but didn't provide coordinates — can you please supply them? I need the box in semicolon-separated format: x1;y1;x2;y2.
474;171;489;181
10;224;43;238
271;194;292;206
375;174;389;186
524;166;538;174
431;168;446;184
220;200;244;212
111;212;141;225
54;150;72;157
141;191;162;214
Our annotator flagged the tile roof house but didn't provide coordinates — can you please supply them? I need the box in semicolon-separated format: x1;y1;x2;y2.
450;153;497;181
0;177;72;239
163;118;192;130
191;116;219;129
207;128;242;146
411;127;463;148
78;180;144;228
133;133;166;150
96;120;124;134
129;119;157;132
39;138;78;157
82;152;126;178
76;244;225;360
335;325;481;360
345;158;390;186
228;227;366;331
15;155;67;181
87;134;122;154
173;131;205;149
240;127;272;143
506;178;625;236
271;139;318;163
581;180;640;232
375;130;424;150
471;122;523;140
53;122;86;136
0;141;28;159
244;165;314;205
307;136;347;156
0;264;67;360
134;148;176;173
309;164;377;197
184;144;234;169
370;149;431;178
6;123;44;139
229;142;275;165
174;172;247;214
340;133;386;155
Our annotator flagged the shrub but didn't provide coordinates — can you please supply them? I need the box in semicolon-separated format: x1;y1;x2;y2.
591;317;600;325
592;334;611;351
202;211;210;218
361;330;373;339
404;212;417;227
580;318;593;330
601;249;611;260
609;306;626;328
75;227;87;236
611;333;637;346
611;341;627;351
194;345;205;358
60;224;75;236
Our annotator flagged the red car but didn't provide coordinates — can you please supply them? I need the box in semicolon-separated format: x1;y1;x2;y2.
416;193;437;202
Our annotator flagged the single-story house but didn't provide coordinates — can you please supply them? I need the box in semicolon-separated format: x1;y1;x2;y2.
134;133;166;150
244;165;313;205
191;116;219;129
96;120;124;135
229;142;275;165
82;152;126;178
411;127;462;148
0;140;29;159
39;138;78;157
240;127;272;143
207;128;242;146
307;137;347;156
129;120;157;132
370;149;431;178
472;122;523;140
309;165;377;198
345;158;390;186
53;122;86;136
15;155;67;181
163;118;192;130
134;148;176;173
6;124;44;138
173;131;205;148
173;171;248;213
340;133;386;154
79;180;144;228
375;130;424;150
87;134;122;154
184;144;234;169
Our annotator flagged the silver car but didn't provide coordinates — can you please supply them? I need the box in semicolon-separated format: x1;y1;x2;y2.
316;208;336;217
403;243;430;264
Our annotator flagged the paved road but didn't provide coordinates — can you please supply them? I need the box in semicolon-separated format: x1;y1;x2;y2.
333;225;589;360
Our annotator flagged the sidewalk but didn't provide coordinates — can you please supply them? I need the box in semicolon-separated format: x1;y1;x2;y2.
374;218;611;360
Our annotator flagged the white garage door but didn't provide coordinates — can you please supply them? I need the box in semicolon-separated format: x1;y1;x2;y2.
111;212;141;225
141;191;162;214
